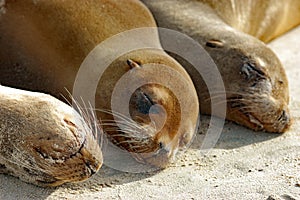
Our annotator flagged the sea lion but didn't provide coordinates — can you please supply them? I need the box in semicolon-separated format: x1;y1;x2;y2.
0;85;102;187
142;0;300;133
0;0;199;185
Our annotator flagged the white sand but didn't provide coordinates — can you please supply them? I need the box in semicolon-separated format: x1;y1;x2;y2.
0;26;299;200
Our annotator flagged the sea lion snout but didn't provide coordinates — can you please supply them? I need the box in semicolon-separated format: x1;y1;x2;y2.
0;86;103;187
278;109;291;131
264;105;291;133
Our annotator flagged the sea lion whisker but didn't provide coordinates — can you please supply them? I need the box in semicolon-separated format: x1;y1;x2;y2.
115;133;152;141
200;97;230;106
87;105;104;145
101;121;134;127
102;123;144;133
203;93;241;102
240;107;275;120
108;124;155;135
202;96;246;106
204;90;260;98
237;98;268;105
8;145;51;174
110;129;142;137
131;146;156;153
101;117;156;136
72;98;93;126
95;109;134;123
107;127;147;137
104;126;136;132
59;88;74;106
61;91;102;142
8;154;45;173
101;120;143;130
117;127;143;134
104;125;143;134
94;119;104;148
107;134;139;139
67;96;104;144
114;140;146;146
1;155;46;175
121;142;151;152
96;109;146;131
62;93;94;131
228;108;246;116
232;106;275;126
234;104;264;112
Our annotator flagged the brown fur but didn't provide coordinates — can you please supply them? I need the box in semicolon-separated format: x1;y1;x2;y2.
0;0;199;186
0;85;102;187
142;0;300;132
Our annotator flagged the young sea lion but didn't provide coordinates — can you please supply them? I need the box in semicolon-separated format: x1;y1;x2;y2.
0;0;199;185
142;0;300;133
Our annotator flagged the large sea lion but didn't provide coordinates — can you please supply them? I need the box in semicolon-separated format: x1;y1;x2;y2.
0;0;199;186
142;0;300;133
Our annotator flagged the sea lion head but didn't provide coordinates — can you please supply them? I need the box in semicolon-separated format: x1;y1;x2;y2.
96;48;199;169
204;31;291;133
1;94;103;187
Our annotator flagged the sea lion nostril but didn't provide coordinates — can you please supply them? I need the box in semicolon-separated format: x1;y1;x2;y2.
84;160;98;175
278;110;288;122
158;142;170;155
159;142;164;149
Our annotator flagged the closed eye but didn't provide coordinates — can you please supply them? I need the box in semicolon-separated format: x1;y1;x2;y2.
241;62;267;80
135;91;155;115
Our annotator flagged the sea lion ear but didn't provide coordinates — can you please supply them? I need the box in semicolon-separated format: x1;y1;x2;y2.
127;59;141;69
205;39;224;48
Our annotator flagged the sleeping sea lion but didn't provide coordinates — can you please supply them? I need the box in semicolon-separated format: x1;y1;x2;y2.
142;0;300;133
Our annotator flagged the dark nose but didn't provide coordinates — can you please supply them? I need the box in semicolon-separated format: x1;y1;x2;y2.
279;109;292;133
158;142;169;155
84;159;101;176
279;110;289;122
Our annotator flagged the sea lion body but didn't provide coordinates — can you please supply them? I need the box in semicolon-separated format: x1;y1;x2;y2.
199;0;300;43
0;0;156;95
0;0;199;185
142;0;300;132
